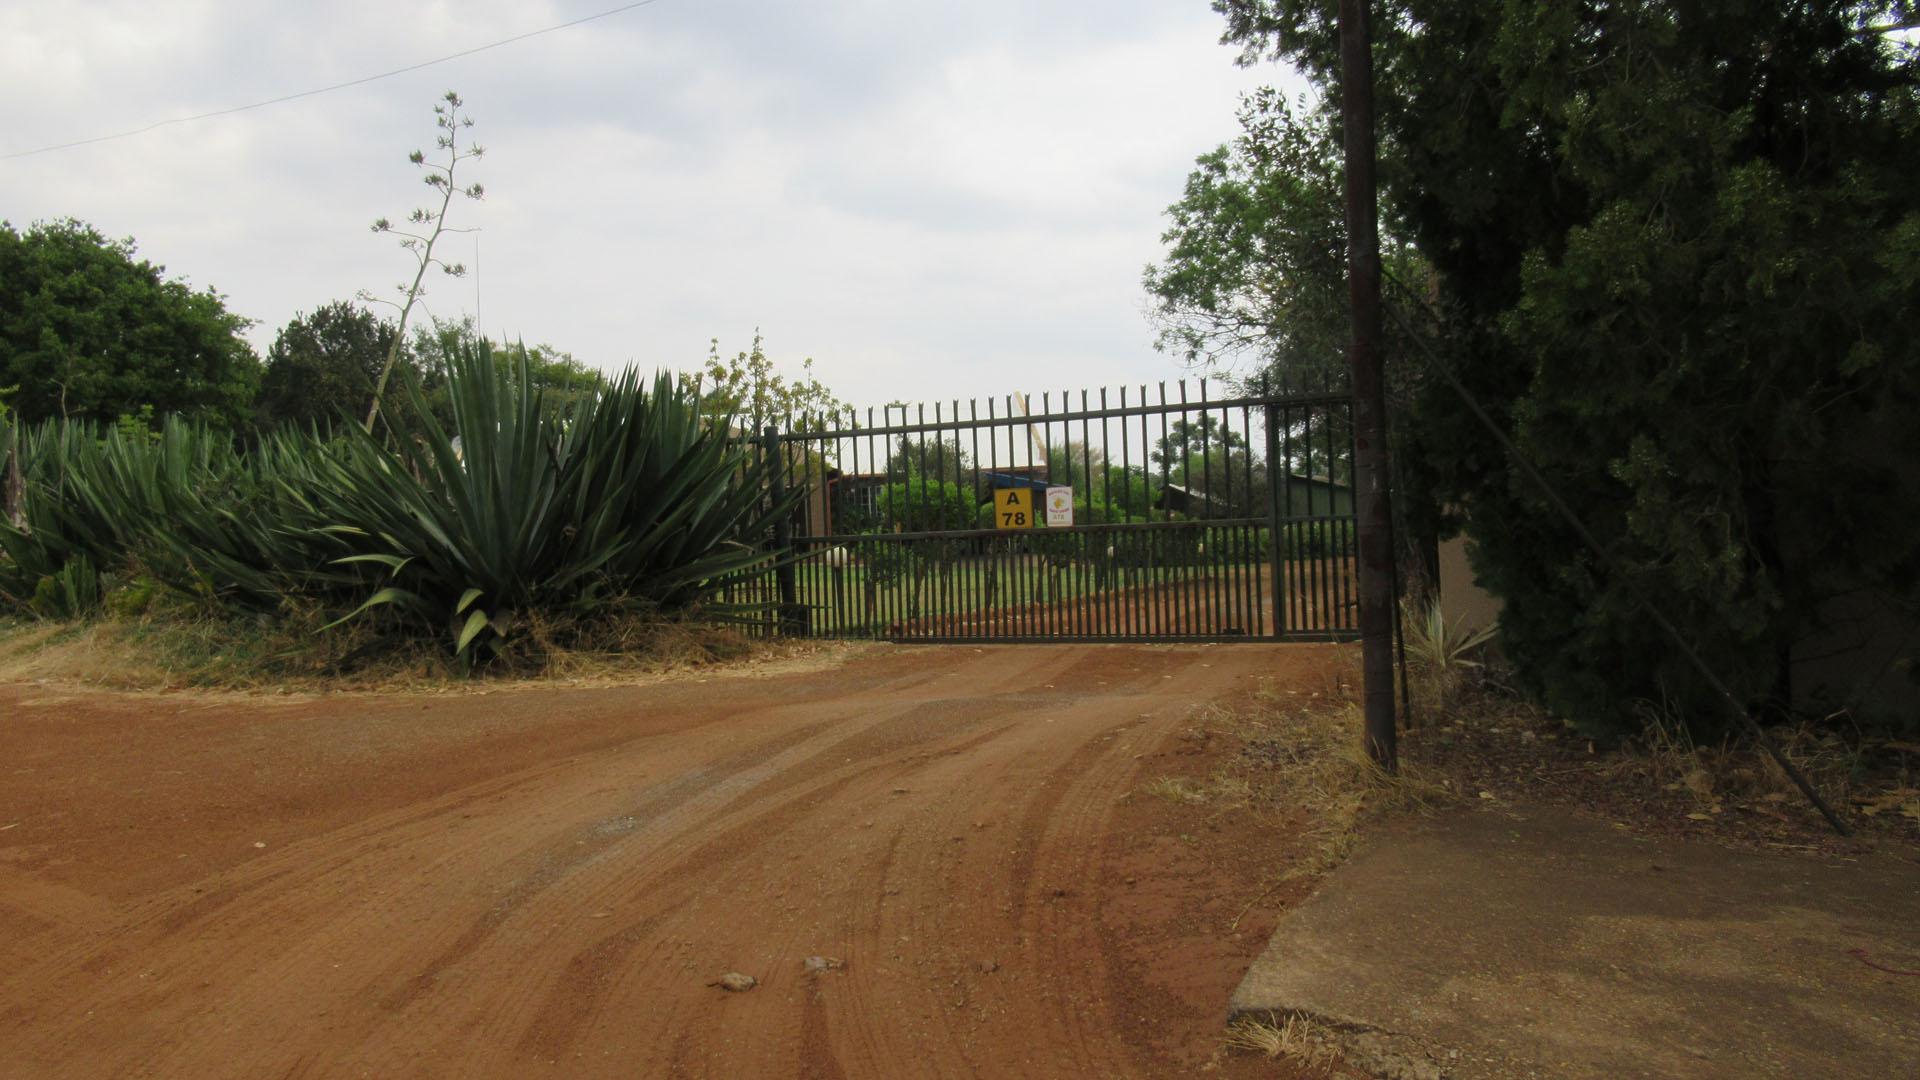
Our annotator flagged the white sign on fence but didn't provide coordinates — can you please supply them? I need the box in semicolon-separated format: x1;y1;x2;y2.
1044;486;1074;527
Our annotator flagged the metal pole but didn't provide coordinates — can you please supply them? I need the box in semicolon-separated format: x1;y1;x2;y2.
1265;404;1286;637
764;423;800;635
1340;0;1398;772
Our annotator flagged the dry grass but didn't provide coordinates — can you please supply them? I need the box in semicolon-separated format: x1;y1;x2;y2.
1138;771;1255;807
1138;650;1454;887
0;608;863;696
1403;666;1920;847
1225;1012;1341;1073
1214;652;1453;879
1138;775;1210;804
1596;695;1920;835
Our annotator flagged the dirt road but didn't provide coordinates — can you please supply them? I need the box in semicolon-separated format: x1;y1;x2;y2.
0;644;1338;1078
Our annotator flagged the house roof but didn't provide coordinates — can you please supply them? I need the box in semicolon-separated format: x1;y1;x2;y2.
981;471;1052;492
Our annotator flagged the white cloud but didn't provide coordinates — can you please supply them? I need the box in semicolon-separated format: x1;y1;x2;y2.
3;0;1303;406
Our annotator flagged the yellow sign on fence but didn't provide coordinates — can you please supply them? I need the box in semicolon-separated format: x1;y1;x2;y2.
993;487;1033;529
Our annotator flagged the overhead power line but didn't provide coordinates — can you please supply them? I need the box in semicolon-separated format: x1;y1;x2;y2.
3;0;669;161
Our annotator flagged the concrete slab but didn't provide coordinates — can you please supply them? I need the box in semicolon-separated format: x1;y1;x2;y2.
1231;807;1920;1079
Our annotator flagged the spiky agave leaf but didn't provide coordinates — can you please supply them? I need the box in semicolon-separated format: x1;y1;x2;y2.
317;339;798;661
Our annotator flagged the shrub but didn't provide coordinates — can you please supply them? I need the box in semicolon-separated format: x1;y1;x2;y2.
0;342;796;666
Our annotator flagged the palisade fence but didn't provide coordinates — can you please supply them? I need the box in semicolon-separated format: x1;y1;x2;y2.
722;376;1359;643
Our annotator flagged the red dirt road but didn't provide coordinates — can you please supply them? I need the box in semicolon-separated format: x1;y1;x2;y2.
0;644;1337;1078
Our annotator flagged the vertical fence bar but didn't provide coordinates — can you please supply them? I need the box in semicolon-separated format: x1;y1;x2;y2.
1079;388;1093;638
1047;393;1059;635
1149;384;1163;636
1011;394;1028;638
1292;406;1308;632
848;407;864;634
1118;385;1129;638
1265;403;1285;637
1199;384;1215;635
1105;388;1116;638
969;398;982;639
1344;396;1360;633
764;382;1358;645
1201;379;1219;636
1311;403;1327;631
1175;378;1190;634
880;405;896;638
1324;401;1341;631
1245;401;1261;637
764;423;798;635
986;396;1000;640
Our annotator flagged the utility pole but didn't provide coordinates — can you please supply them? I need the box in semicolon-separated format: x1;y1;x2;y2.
1339;0;1398;772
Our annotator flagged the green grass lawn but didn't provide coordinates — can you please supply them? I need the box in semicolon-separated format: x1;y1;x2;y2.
781;553;1266;635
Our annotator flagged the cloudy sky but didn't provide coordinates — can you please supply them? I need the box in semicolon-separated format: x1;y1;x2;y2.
3;0;1303;409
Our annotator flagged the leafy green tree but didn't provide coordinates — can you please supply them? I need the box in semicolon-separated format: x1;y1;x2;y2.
1146;88;1429;393
1216;0;1920;735
256;302;399;431
406;316;601;424
1101;465;1160;521
877;472;976;533
1045;439;1105;486
875;472;975;617
886;436;971;486
1035;443;1160;522
691;332;845;433
1145;89;1350;386
0;219;259;426
1150;417;1268;517
1145;86;1427;577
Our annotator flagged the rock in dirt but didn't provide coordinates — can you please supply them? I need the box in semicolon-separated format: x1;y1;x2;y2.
711;972;757;992
802;956;843;973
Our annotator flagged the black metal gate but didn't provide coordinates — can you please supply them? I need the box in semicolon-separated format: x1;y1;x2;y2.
734;379;1358;643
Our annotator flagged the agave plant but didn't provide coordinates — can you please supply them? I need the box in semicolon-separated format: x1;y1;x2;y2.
317;340;796;662
0;343;796;663
0;417;360;614
1404;597;1499;674
0;420;113;612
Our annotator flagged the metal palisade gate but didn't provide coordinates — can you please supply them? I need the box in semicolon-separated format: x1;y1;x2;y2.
733;378;1359;643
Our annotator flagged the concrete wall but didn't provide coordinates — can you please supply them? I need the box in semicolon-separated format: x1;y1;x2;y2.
1792;588;1920;726
1438;534;1502;633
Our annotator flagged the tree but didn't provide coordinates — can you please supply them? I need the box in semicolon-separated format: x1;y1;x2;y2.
406;316;602;424
690;332;845;433
886;436;971;486
1146;85;1434;592
1101;465;1160;521
1216;0;1920;736
877;473;976;533
256;302;398;431
1146;88;1430;395
0;219;259;426
1145;89;1351;388
361;90;485;432
1151;417;1266;517
1045;439;1106;486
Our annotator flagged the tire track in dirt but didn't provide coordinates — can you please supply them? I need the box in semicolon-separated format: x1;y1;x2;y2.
15;653;1034;1075
0;644;1333;1078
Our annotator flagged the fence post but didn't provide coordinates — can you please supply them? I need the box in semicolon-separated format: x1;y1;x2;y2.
1265;403;1286;636
763;424;802;635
